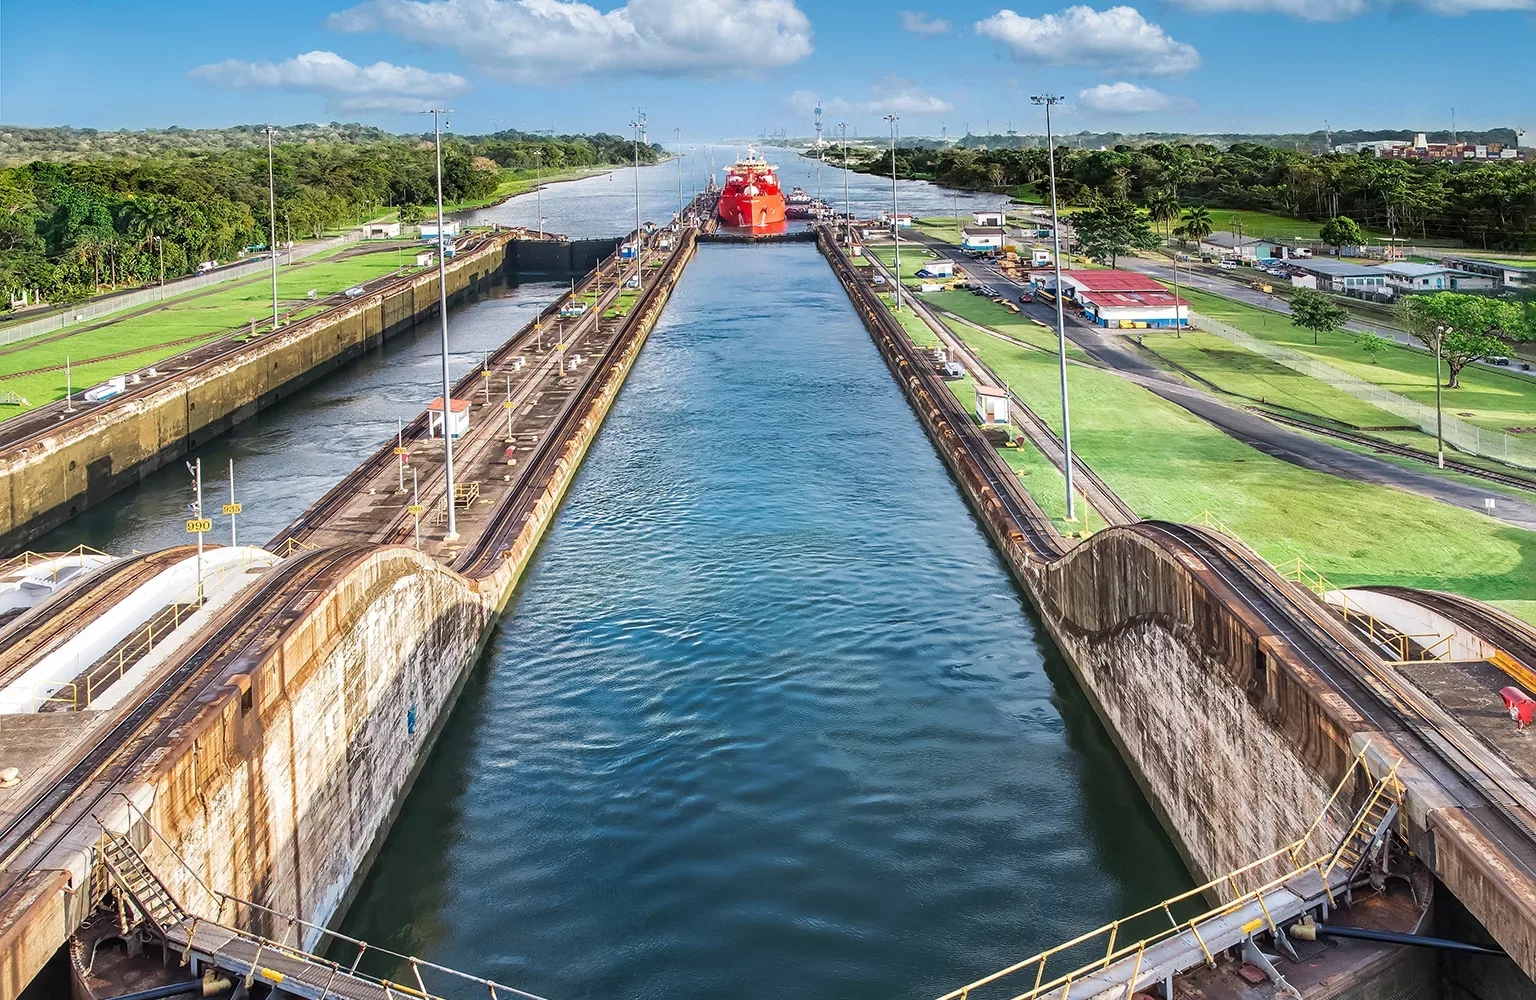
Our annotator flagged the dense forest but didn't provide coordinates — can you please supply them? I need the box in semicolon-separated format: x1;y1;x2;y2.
0;129;660;304
842;142;1536;250
828;128;1522;154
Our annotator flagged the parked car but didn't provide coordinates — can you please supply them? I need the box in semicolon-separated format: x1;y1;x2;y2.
1019;291;1034;303
1218;261;1238;271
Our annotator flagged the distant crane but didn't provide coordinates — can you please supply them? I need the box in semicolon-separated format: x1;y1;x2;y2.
814;100;824;202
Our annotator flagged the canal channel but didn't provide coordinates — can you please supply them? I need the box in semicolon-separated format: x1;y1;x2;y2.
36;156;1192;999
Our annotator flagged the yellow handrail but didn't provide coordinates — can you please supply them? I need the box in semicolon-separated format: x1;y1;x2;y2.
937;744;1389;1000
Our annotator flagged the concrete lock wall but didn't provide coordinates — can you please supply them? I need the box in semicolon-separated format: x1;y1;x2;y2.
140;547;493;944
0;237;512;555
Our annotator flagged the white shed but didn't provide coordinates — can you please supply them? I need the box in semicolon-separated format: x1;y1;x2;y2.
426;396;471;439
973;209;1005;227
365;221;402;239
975;384;1010;426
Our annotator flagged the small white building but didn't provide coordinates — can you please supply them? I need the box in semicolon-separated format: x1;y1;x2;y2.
415;251;435;267
915;259;954;278
961;227;1004;252
1376;262;1497;293
426;396;471;440
975;384;1010;426
877;211;914;229
972;209;1005;227
365;221;402;239
420;221;462;241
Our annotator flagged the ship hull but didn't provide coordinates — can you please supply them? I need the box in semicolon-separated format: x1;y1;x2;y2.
718;194;787;230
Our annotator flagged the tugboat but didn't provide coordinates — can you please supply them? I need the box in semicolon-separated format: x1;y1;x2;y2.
785;186;814;219
717;148;787;230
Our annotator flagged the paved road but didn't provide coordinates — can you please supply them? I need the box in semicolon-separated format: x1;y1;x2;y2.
894;231;1536;531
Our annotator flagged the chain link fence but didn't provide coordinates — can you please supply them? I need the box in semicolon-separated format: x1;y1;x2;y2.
1189;310;1536;471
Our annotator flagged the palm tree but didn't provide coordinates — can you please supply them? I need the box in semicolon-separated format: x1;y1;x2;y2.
1148;189;1181;245
1175;206;1213;247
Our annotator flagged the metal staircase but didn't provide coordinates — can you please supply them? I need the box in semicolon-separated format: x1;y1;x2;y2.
937;748;1403;1000
95;804;552;1000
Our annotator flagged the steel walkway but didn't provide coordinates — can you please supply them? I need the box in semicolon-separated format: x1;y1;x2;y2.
938;747;1401;1000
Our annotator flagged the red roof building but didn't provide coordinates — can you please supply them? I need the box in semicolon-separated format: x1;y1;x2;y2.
1031;270;1189;330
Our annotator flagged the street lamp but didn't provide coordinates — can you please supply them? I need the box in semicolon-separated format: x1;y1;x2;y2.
884;114;901;311
422;107;459;542
838;121;851;223
629;119;643;245
1031;93;1076;522
153;236;164;288
260;126;280;333
532;149;543;237
675;126;683;222
1435;325;1446;468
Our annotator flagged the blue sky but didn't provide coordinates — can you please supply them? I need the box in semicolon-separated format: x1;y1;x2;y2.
3;0;1533;138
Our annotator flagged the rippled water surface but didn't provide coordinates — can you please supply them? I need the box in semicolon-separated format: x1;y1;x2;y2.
337;245;1189;1000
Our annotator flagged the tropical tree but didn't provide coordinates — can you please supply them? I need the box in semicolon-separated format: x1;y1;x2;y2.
1319;216;1364;254
1399;293;1512;388
1148;189;1181;245
1358;332;1392;363
1072;198;1161;268
1174;206;1213;245
1289;288;1350;345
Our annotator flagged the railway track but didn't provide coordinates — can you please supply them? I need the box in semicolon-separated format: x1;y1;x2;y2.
0;544;368;902
1136;521;1536;872
0;549;191;689
1257;409;1536;494
1364;585;1536;675
454;235;694;576
270;241;642;553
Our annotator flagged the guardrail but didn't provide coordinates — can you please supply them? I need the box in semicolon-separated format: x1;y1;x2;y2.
1188;309;1536;471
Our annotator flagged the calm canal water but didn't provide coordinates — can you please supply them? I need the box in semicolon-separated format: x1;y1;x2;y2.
32;157;1190;1000
336;244;1188;999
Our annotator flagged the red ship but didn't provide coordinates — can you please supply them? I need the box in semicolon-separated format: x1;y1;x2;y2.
717;148;787;230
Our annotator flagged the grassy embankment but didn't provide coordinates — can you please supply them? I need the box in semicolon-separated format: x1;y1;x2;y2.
1173;287;1536;437
863;251;1106;535
903;289;1536;624
0;248;412;416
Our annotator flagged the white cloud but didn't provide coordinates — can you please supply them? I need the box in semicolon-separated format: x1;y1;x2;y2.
899;10;952;33
188;50;465;112
1077;81;1194;114
1168;0;1529;19
328;0;813;82
974;6;1201;76
788;79;954;118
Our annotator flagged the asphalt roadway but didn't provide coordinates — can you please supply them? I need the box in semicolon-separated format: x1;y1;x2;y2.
900;230;1536;531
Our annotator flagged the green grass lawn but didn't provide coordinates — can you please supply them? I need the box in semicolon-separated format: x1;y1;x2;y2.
0;249;411;416
881;292;1107;535
1177;286;1536;436
867;243;948;283
1140;330;1405;429
939;311;1536;620
918;290;1093;361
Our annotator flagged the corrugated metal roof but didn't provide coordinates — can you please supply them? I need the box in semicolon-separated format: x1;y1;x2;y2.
1059;270;1168;292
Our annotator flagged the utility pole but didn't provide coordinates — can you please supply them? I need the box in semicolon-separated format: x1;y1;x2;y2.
836;122;851;222
534;149;544;238
422;107;458;541
814;100;824;206
261;126;280;333
675;127;683;222
629;118;643;246
1435;325;1446;468
65;356;73;413
191;459;204;601
226;458;239;548
885;114;902;311
154;236;164;287
1032;93;1075;522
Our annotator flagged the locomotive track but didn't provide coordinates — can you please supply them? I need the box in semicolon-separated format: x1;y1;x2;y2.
1364;585;1536;677
0;545;368;902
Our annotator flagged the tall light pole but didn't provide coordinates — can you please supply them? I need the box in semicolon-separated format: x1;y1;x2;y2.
153;236;164;287
675;126;683;222
838;122;851;222
814;100;824;206
261;126;279;333
533;149;543;237
423;108;458;541
1032;93;1075;522
629;119;643;244
1435;325;1446;468
885;114;902;311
